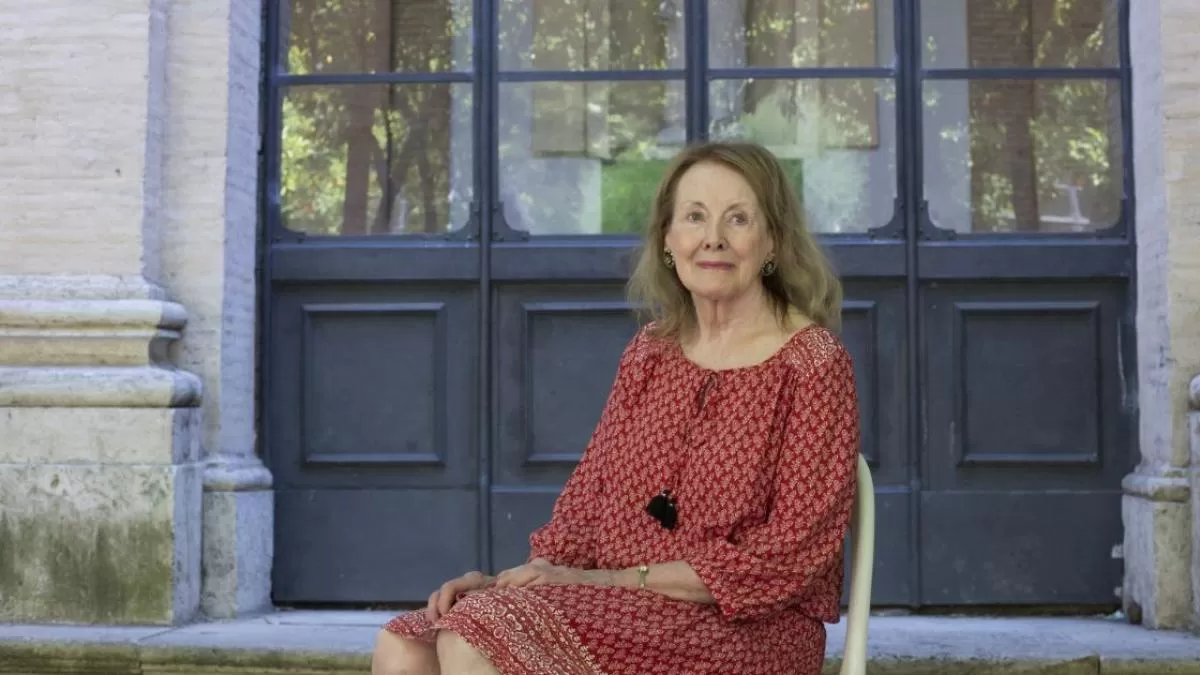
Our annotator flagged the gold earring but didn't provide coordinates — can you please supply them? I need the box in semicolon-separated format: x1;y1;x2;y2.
761;258;776;276
664;250;676;268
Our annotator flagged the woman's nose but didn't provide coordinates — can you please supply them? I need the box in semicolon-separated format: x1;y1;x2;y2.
701;225;726;249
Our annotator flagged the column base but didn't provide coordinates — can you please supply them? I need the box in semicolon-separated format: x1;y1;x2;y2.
0;408;202;625
1121;471;1193;629
1191;376;1200;630
202;458;274;618
0;275;204;625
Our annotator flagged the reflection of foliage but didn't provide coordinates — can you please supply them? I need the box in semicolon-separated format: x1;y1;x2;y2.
974;0;1117;69
598;157;804;234
281;0;473;235
951;79;1119;233
518;0;678;71
923;0;1122;233
285;0;471;73
281;84;469;235
600;159;669;234
274;0;1122;237
714;79;887;233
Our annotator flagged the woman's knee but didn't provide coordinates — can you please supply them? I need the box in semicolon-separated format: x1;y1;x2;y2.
372;629;438;675
435;630;498;674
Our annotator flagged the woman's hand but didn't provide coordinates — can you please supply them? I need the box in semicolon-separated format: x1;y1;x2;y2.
426;570;490;623
493;558;614;589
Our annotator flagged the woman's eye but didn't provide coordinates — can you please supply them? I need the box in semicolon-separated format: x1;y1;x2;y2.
685;212;704;223
731;213;749;225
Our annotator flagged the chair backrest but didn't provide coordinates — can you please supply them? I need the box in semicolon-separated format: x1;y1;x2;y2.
839;454;875;675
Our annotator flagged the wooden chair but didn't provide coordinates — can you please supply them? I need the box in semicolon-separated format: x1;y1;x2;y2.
839;454;875;675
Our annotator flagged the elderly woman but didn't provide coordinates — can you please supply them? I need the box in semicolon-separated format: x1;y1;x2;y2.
372;142;859;675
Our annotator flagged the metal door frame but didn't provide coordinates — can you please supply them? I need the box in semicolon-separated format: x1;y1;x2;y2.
258;0;1136;607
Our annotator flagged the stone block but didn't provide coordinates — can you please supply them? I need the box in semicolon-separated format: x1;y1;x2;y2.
0;1;168;279
1121;474;1193;629
0;407;199;465
202;487;273;618
0;460;202;625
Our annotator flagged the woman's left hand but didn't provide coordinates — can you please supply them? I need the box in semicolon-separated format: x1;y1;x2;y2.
492;558;614;589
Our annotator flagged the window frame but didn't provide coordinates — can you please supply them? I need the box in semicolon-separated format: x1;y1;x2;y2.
261;0;1134;243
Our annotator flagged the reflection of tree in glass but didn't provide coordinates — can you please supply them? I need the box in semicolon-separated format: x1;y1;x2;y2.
515;0;680;71
282;83;466;236
281;0;471;235
945;0;1121;233
285;0;470;74
958;80;1119;233
708;0;880;68
715;79;889;233
967;0;1117;69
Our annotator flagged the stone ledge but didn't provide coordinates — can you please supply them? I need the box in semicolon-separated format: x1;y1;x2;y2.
0;299;187;331
0;298;188;368
0;613;1198;675
0;366;202;407
0;276;169;302
1122;472;1191;502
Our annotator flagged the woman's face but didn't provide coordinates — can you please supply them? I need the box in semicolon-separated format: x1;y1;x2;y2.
664;161;774;303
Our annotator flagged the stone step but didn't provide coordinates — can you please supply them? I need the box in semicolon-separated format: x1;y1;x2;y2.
1;612;1197;674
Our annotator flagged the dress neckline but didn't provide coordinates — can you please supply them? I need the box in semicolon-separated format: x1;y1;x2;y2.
672;323;821;375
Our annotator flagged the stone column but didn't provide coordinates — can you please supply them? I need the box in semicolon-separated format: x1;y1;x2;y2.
1122;0;1200;631
1191;378;1200;628
164;0;274;618
0;1;202;624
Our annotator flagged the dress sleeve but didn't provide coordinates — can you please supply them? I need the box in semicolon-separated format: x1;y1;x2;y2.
527;330;643;569
684;347;859;622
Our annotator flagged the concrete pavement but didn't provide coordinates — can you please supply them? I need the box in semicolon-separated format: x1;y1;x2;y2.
0;611;1197;673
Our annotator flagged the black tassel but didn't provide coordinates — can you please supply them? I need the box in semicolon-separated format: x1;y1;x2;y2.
646;489;678;530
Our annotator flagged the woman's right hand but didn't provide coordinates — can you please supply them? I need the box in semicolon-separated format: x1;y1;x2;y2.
425;571;491;623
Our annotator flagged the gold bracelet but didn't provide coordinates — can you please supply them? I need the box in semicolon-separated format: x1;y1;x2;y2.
636;564;650;589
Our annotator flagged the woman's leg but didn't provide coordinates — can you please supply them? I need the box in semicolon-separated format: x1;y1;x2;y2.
436;630;500;675
372;629;439;675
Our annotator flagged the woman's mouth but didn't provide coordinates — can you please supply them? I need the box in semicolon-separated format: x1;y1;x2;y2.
696;261;735;270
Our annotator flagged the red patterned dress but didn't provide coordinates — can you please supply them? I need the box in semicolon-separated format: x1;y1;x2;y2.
384;323;860;674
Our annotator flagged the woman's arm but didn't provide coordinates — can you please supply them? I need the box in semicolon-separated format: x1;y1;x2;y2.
589;561;715;604
494;558;714;604
676;348;859;622
526;347;858;621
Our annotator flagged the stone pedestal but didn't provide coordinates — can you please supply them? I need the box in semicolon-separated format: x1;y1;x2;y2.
1191;378;1200;630
1124;0;1200;631
1121;472;1192;628
0;278;203;624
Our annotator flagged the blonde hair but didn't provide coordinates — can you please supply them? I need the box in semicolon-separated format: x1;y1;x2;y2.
627;141;843;338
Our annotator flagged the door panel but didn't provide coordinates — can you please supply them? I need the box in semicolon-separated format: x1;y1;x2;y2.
268;279;481;602
492;284;638;488
274;488;479;602
490;282;640;572
920;491;1122;604
269;282;480;491
919;281;1131;604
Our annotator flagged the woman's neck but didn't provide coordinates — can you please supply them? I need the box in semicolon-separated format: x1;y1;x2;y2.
688;288;777;348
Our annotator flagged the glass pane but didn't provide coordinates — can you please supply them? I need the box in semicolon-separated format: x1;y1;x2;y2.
921;0;1118;69
282;0;472;74
498;80;684;234
281;84;473;236
708;0;894;69
709;79;897;234
498;0;685;71
923;79;1122;234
